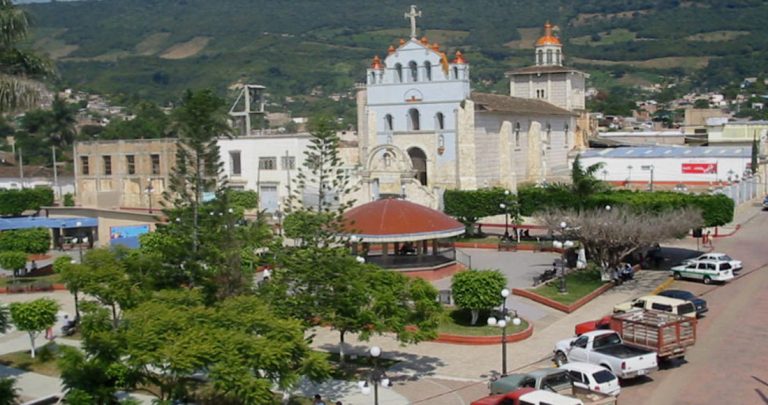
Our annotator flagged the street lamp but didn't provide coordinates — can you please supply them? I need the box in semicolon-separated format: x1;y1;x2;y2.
75;221;84;262
359;346;392;405
499;190;515;241
146;178;154;213
487;288;521;376
274;209;283;236
552;221;574;294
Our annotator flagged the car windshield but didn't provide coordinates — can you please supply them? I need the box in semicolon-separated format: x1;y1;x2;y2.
543;372;572;390
593;333;621;348
592;370;616;383
663;291;692;300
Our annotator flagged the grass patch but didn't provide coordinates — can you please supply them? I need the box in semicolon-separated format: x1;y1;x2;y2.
0;273;61;287
533;269;606;305
456;236;501;244
0;344;61;377
438;308;528;336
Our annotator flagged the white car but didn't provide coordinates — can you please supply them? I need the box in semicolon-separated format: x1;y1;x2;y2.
683;253;742;272
559;362;621;397
671;259;735;284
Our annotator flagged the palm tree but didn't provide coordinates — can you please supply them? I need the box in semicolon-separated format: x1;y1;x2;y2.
47;95;76;147
0;0;53;113
571;155;606;203
0;303;9;333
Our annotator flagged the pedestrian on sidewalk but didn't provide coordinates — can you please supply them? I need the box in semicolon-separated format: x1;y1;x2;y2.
313;394;326;405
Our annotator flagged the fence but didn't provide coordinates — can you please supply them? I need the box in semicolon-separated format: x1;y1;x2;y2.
717;175;763;205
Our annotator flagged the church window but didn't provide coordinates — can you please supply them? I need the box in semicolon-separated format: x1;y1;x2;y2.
424;61;432;81
514;122;521;148
556;50;561;65
546;50;553;65
385;114;394;131
395;63;403;82
408;108;421;131
453;66;459;80
409;61;418;82
383;152;392;167
436;112;445;130
564;123;570;148
537;50;543;65
370;72;376;84
408;147;428;186
545;123;552;148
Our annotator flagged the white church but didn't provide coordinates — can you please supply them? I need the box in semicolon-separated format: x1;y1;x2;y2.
352;7;588;208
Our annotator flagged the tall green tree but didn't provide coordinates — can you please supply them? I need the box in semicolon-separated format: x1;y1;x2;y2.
80;248;143;329
570;155;606;206
451;270;507;325
0;251;27;276
0;0;53;113
751;134;759;175
53;256;88;320
287;115;356;247
46;95;77;147
100;101;170;140
9;298;59;358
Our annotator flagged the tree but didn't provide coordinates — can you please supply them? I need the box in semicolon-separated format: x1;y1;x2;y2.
121;290;330;403
80;248;143;329
0;377;19;405
570;155;607;204
46;95;77;148
0;187;54;216
101;101;169;140
443;188;511;235
752;134;759;175
54;256;88;320
0;0;53;113
451;270;507;325
9;298;59;358
0;251;27;276
0;303;10;333
537;206;704;279
287;115;356;247
263;248;442;364
226;189;258;210
0;227;51;254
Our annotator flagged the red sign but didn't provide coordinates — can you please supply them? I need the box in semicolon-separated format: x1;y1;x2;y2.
682;163;717;174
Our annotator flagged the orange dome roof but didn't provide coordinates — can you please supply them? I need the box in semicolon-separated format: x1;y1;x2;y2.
342;198;465;242
535;21;561;47
371;55;383;69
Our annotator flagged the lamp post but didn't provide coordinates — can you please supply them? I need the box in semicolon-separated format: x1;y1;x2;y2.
641;165;654;192
274;209;283;236
499;190;516;241
487;288;521;376
146;178;154;213
552;221;574;294
359;346;391;405
75;221;84;262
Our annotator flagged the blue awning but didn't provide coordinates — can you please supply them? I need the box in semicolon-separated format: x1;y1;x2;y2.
0;217;98;231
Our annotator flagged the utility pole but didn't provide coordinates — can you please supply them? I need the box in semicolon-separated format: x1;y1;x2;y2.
18;148;23;188
52;146;60;199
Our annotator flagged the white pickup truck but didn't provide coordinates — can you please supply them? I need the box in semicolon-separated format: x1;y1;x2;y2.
553;330;658;379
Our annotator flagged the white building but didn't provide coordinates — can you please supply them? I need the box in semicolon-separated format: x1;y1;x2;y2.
355;10;582;208
577;146;753;189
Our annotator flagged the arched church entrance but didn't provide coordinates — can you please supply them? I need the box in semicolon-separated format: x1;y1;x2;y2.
408;147;428;186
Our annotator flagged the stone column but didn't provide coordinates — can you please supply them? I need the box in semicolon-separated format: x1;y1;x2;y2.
457;99;478;189
526;121;543;182
498;120;517;192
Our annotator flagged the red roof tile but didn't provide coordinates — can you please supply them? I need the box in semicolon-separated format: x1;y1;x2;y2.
343;198;465;242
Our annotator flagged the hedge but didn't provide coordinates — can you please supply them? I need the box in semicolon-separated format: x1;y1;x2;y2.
517;185;734;227
444;187;512;227
0;228;51;254
0;188;54;216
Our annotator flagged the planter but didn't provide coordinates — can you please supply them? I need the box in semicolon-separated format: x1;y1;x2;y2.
432;322;534;345
513;282;614;313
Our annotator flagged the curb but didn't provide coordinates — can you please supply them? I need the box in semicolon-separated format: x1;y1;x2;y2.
651;276;675;295
432;322;534;345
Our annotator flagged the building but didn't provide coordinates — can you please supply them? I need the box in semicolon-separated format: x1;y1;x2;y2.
355;11;580;208
73;138;177;210
683;108;730;136
707;120;768;150
577;146;755;189
0;165;74;198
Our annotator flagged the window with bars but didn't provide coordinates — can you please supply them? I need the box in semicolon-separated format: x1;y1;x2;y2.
151;154;161;175
230;151;242;175
80;156;90;175
126;155;135;175
103;155;112;175
259;157;277;170
281;155;295;170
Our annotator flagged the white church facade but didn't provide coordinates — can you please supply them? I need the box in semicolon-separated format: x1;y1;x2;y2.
352;9;587;208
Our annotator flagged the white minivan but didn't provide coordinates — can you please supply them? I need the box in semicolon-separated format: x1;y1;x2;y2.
671;259;735;284
559;362;621;397
613;295;697;318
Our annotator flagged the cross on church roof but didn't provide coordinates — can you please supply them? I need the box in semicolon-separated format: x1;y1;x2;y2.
404;5;421;39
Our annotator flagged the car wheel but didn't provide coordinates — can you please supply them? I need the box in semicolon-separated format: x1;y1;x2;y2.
703;276;712;285
554;351;568;366
673;272;682;280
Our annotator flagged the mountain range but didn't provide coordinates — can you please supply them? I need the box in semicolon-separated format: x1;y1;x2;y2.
21;0;768;115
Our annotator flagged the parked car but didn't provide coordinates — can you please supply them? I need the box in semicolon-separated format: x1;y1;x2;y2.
613;295;697;318
489;368;572;395
553;330;658;379
472;387;617;405
763;195;768;209
682;252;742;272
671;259;735;284
657;289;708;316
559;362;621;397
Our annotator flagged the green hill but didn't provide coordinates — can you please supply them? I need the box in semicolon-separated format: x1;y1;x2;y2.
22;0;768;113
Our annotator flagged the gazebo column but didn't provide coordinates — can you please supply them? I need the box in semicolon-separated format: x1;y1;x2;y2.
383;242;389;256
422;240;428;254
432;239;439;256
394;242;400;255
351;242;359;255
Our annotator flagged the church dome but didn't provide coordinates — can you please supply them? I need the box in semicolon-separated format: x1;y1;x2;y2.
342;198;465;242
371;55;383;69
535;22;561;47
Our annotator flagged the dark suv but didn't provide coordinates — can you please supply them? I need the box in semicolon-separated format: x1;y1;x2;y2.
763;195;768;209
658;289;708;317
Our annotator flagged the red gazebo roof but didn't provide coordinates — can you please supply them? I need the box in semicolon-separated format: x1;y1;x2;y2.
342;198;465;242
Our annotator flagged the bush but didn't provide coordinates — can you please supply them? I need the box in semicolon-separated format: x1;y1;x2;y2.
0;251;27;271
444;188;512;234
227;189;259;210
451;270;507;325
0;188;54;216
0;228;51;254
63;193;75;207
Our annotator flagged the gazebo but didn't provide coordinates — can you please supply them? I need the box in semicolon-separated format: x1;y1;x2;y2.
342;198;465;269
